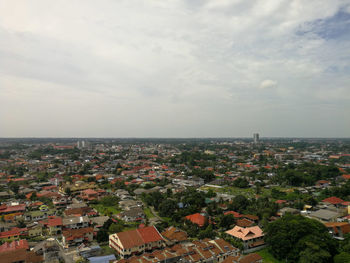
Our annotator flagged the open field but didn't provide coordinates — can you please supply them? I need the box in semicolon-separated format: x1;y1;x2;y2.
91;204;121;216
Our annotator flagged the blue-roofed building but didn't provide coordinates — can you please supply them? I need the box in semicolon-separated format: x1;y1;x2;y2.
88;254;116;263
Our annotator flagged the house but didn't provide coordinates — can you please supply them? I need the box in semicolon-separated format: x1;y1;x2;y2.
81;189;99;201
24;209;56;222
239;253;263;263
116;238;239;263
185;213;208;227
0;227;28;241
27;223;43;237
0;248;43;263
0;239;29;252
88;254;116;263
109;226;165;258
62;227;94;248
119;200;143;211
236;219;254;228
224;211;242;218
64;206;96;217
40;216;63;235
325;222;350;240
118;208;145;222
316;180;330;188
0;204;26;215
90;216;110;231
52;196;71;209
322;197;345;207
63;216;90;229
161;226;188;245
309;209;341;222
226;226;265;250
277;207;300;217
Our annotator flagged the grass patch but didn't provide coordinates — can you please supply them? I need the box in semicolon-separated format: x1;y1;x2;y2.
257;248;282;263
100;245;118;256
91;204;121;216
144;207;155;219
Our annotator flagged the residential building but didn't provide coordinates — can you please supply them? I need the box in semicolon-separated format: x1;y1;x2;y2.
109;226;165;258
226;226;265;250
62;227;94;248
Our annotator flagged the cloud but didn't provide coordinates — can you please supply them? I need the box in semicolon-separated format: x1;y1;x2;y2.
0;0;349;137
259;79;277;89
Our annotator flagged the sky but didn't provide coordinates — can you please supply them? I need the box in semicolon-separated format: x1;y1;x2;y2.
0;0;349;138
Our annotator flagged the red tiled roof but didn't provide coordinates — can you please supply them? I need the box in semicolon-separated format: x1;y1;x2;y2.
224;211;241;218
0;228;27;238
0;204;26;214
113;226;163;249
275;200;287;204
138;226;163;243
185;213;207;227
63;227;93;240
47;216;63;227
82;189;98;195
322;196;344;205
0;239;28;253
343;174;350;180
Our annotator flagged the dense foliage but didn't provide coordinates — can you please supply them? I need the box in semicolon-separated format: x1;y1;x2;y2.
273;163;340;186
265;214;337;262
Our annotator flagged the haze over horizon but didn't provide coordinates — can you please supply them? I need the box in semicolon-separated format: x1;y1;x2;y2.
1;1;349;138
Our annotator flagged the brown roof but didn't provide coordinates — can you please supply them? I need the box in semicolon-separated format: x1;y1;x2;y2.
236;219;254;227
63;227;93;240
161;226;188;242
222;255;240;263
115;226;163;249
239;253;262;263
0;248;43;263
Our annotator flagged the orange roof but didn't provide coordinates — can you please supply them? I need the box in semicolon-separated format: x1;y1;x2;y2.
275;200;287;204
343;174;350;180
322;196;344;205
224;211;241;218
185;213;207;227
225;226;264;241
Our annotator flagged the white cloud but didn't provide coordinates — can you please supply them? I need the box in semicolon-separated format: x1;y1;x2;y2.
0;0;349;137
259;79;278;89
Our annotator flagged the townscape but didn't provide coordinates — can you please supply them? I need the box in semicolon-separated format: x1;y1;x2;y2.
0;137;349;263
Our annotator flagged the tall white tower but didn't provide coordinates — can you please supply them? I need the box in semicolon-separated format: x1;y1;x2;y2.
253;133;259;143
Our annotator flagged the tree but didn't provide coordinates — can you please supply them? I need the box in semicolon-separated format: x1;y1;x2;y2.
265;214;337;262
96;229;109;242
219;214;235;229
159;199;177;217
65;187;71;195
108;223;123;234
229;195;249;212
100;196;119;207
334;252;350;263
233;178;249;188
198;224;215;239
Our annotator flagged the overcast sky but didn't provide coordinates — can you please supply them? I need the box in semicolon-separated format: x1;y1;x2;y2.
0;0;349;138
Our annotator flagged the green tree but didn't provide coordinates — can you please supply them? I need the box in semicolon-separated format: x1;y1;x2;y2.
334;252;350;263
108;223;123;234
265;214;337;262
159;199;177;217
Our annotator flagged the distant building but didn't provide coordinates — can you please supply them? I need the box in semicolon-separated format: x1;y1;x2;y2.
253;133;259;143
77;140;90;149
